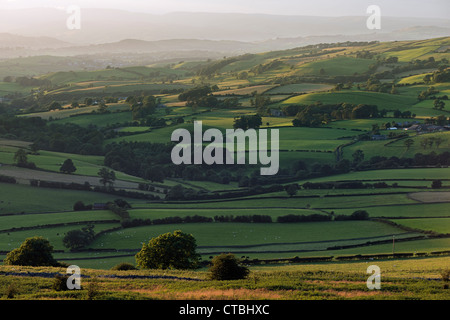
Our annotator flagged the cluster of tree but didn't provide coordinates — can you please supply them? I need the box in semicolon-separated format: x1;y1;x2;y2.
104;141;173;180
233;114;262;130
73;200;93;211
376;56;399;64
12;76;52;87
355;50;375;59
98;168;116;189
195;56;241;77
213;215;272;223
154;215;213;225
62;225;95;251
418;136;447;149
358;76;398;94
424;114;450;126
276;210;369;222
250;94;272;115
289;103;381;127
276;213;331;223
418;86;440;101
178;85;244;110
106;201;130;220
301;181;392;190
392;57;447;75
424;68;450;84
250;59;285;75
334;210;370;221
126;95;160;120
393;110;416;118
433;99;446;111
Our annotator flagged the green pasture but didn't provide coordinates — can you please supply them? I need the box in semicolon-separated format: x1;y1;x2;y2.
332;203;450;218
52;111;133;127
0;223;119;252
265;83;333;94
0;210;116;231
298;167;450;184
87;220;407;251
294;57;375;76
391;218;450;234
0;182;142;214
281;90;418;110
147;192;417;209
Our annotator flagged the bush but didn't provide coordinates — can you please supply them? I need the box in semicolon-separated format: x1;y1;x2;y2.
432;180;442;189
350;210;370;220
52;274;70;291
111;262;137;271
209;253;250;280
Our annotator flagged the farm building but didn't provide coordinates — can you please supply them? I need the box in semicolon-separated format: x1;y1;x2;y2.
270;109;284;117
405;124;447;132
371;134;387;140
93;203;107;210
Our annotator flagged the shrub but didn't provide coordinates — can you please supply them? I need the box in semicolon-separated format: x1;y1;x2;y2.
350;210;370;220
5;283;19;299
52;274;70;291
209;253;250;280
432;180;442;189
111;262;137;271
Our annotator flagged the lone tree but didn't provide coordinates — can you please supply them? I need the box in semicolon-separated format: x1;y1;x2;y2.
352;149;364;166
60;159;77;174
209;253;250;280
285;184;299;197
404;138;414;150
432;180;442;189
98;168;116;189
4;236;58;266
13;148;28;167
135;230;200;270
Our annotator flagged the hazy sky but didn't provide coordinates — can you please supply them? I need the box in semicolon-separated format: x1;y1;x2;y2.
1;0;449;18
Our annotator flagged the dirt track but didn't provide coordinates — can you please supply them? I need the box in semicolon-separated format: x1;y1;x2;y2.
408;192;450;203
0;165;139;190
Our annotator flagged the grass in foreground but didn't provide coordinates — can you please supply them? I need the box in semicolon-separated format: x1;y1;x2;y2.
0;256;448;300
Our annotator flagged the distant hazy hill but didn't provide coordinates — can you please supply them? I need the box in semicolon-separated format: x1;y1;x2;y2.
1;8;449;44
0;33;71;49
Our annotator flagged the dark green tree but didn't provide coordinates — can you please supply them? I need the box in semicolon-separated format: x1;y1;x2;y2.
135;230;200;270
352;149;365;166
62;225;95;251
432;180;442;189
285;184;298;197
13;148;28;166
60;158;77;174
98;168;116;189
4;236;58;266
404;138;414;150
